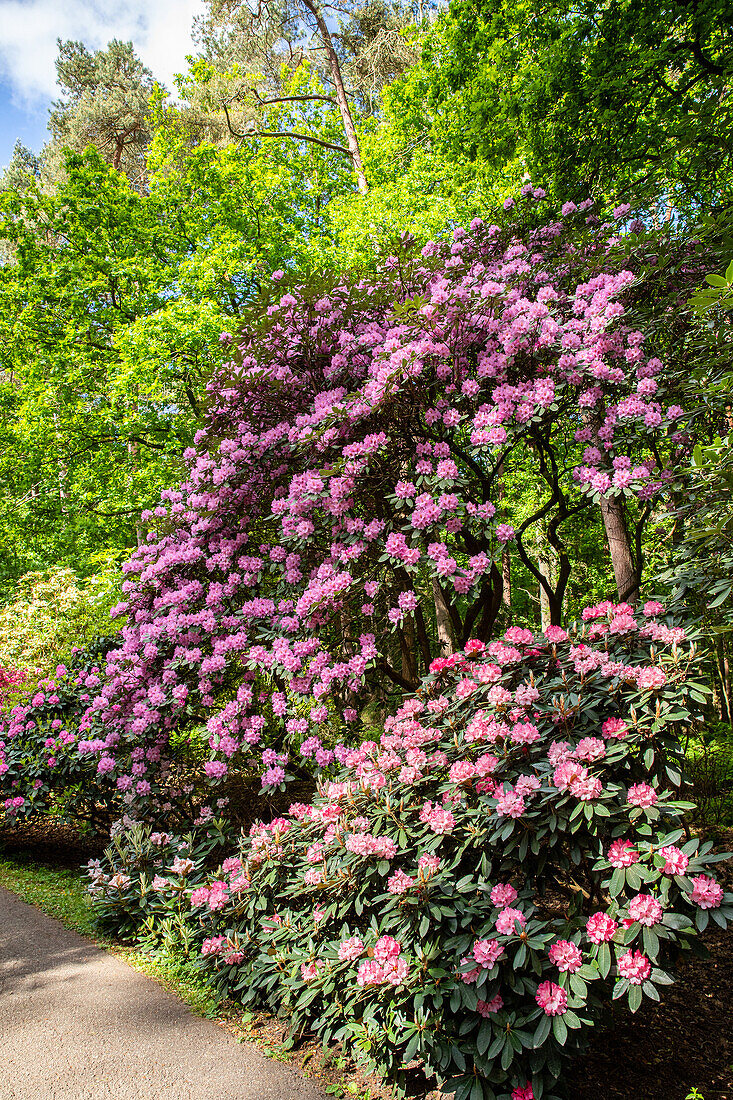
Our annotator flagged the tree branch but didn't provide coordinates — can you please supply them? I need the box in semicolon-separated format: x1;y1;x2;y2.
223;105;351;155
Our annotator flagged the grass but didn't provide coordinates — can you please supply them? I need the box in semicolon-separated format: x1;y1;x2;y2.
0;850;97;935
0;846;218;1017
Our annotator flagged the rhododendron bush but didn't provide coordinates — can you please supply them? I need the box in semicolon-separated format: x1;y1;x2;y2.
89;606;732;1100
40;192;700;812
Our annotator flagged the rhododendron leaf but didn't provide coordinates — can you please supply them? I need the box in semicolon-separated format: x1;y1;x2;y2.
612;978;629;999
597;944;612;979
551;1016;567;1045
500;1037;515;1069
609;868;625;897
487;1034;505;1060
625;867;642;891
533;1014;552;1047
642;927;660;956
569;974;587;999
476;1021;493;1056
564;1009;582;1029
628;984;643;1013
662;912;690;931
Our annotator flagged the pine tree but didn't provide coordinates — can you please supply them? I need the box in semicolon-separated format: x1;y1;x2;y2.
46;39;155;189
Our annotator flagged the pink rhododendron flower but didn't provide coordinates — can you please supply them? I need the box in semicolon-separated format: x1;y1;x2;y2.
586;912;619;944
690;875;724;910
495;907;526;935
548;940;583;972
338;937;364;962
374;935;402;962
473;938;504;968
535;981;568;1015
617;949;651;984
627;894;663;926
301;960;322;982
607;839;639;867
602;717;629;739
418;854;441;876
495;789;525;818
636;667;667;691
659;845;688;876
490;883;518;908
627;783;658;807
387;869;415;894
477;994;504;1016
512;1086;534;1100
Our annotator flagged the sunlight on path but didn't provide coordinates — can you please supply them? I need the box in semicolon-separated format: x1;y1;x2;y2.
0;887;325;1100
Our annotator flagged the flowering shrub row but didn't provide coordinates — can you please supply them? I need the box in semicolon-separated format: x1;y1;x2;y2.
89;604;732;1100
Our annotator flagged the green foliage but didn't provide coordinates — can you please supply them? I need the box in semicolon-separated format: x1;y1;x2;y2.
408;0;733;216
0;564;124;678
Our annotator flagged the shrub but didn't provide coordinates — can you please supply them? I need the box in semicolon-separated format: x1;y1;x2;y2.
89;602;732;1100
0;638;123;828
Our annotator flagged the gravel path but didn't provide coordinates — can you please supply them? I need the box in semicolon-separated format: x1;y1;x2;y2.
0;886;326;1099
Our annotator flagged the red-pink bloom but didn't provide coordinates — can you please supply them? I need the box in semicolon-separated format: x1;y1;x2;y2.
338;937;364;961
495;789;525;818
510;1082;534;1100
387;869;415;895
512;1086;534;1100
570;774;602;800
477;994;504;1016
374;935;402;962
627;782;658;807
690;874;724;910
473;938;504;968
617;949;651;985
627;894;663;926
382;956;409;985
449;759;476;783
490;882;518;908
659;845;688;876
602;717;629;739
575;736;606;762
417;854;441;876
586;911;619;944
607;839;639;868
356;959;385;987
496;907;526;935
548;940;583;973
301;959;323;982
535;980;568;1015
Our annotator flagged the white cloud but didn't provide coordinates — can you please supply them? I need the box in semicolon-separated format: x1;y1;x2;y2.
0;0;207;107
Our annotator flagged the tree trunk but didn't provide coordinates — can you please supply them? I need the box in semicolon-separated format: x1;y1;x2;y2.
598;494;639;603
301;0;369;193
535;526;555;630
584;410;640;603
502;547;512;615
432;576;455;654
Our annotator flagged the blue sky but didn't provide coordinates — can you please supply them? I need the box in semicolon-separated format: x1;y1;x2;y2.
0;82;48;164
0;0;207;169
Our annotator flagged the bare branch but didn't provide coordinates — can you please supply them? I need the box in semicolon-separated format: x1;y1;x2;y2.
223;104;351;155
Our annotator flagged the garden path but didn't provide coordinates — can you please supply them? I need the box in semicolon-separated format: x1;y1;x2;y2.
0;886;326;1099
